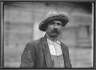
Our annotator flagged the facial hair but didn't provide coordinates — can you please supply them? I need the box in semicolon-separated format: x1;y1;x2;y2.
49;29;60;37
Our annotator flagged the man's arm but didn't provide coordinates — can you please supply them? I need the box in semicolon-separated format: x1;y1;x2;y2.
20;43;36;68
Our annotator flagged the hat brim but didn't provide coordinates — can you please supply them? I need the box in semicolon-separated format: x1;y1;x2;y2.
39;15;69;31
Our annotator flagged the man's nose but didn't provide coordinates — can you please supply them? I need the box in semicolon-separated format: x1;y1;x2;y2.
54;24;58;28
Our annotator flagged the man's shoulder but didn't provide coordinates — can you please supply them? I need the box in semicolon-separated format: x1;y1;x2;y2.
60;41;69;49
24;38;42;50
27;38;42;46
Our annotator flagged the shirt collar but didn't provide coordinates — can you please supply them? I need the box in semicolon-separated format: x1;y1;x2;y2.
47;38;61;45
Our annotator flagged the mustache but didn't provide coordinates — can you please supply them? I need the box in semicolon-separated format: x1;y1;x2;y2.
51;29;59;34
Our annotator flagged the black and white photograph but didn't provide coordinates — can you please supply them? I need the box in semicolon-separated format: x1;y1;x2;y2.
1;1;94;69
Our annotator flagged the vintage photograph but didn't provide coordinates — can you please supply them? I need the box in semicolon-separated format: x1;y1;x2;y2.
2;1;93;68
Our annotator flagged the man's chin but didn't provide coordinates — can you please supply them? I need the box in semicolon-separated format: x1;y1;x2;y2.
50;34;59;37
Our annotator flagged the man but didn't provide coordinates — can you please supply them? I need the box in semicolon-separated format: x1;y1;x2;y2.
20;12;72;68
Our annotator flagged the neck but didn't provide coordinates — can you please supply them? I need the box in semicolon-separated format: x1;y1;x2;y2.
46;34;58;42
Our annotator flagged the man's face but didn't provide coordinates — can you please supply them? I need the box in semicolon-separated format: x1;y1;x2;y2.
46;20;63;37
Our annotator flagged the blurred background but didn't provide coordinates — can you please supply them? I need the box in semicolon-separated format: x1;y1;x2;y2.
3;1;93;68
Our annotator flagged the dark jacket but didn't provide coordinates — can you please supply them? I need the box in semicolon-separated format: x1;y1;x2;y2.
20;35;72;68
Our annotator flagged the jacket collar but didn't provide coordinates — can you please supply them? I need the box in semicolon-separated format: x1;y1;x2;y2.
41;34;54;67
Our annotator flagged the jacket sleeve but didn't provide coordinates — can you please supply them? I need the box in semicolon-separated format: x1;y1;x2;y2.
20;43;36;68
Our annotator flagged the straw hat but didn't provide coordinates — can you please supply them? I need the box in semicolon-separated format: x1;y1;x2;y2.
39;12;69;31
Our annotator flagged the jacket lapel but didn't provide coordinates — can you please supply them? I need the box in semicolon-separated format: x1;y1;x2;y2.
60;43;71;68
41;35;53;67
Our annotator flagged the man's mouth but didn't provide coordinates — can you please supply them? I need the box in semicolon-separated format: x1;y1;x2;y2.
51;30;59;34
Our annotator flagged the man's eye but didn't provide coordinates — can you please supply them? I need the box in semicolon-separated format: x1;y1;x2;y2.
50;22;54;25
57;23;62;26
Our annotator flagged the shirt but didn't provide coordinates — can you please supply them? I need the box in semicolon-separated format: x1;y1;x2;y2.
47;39;64;67
47;39;62;56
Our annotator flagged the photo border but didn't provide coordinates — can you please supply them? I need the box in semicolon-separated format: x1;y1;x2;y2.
0;0;95;70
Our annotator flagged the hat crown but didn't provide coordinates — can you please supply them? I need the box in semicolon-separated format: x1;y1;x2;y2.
45;12;59;19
